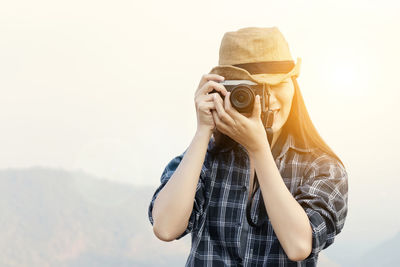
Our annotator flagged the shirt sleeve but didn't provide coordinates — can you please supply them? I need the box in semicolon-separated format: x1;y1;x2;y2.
148;151;207;240
294;153;348;258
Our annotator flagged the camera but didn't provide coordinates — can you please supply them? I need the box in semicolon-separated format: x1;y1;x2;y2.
210;80;265;113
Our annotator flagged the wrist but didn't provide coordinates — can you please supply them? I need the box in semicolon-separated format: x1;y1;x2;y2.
247;140;271;158
196;126;214;139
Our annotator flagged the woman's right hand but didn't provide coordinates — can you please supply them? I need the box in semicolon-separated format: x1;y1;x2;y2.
194;74;227;134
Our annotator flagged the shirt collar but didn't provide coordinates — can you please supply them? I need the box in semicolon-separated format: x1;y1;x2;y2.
271;131;314;160
285;133;313;154
207;131;313;158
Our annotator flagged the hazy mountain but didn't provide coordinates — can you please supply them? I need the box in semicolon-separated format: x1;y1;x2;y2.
0;167;190;267
355;231;400;267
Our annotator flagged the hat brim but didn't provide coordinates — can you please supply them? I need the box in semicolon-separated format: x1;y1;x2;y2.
209;57;301;85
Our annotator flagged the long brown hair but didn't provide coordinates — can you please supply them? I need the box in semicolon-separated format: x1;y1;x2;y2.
212;76;344;166
285;76;343;166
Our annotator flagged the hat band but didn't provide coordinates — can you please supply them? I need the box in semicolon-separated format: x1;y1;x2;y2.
233;60;295;75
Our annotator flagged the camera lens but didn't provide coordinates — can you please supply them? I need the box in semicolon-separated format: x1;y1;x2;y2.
230;86;255;113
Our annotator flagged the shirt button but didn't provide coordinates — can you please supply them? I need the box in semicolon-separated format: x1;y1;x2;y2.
242;185;247;191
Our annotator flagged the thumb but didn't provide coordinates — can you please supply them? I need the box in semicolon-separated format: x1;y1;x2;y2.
251;95;262;119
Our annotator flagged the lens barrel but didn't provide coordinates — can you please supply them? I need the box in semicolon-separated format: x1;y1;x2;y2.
230;86;255;113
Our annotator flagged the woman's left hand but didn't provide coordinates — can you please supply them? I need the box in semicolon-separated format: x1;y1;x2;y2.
211;92;270;154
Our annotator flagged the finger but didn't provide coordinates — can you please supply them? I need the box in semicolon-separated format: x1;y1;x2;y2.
200;74;225;88
198;80;228;98
212;110;229;134
198;101;216;114
251;94;262;119
196;80;228;98
196;74;225;95
213;93;235;126
224;92;241;120
195;93;215;105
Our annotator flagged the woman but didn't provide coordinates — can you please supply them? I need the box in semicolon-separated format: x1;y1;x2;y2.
148;27;348;266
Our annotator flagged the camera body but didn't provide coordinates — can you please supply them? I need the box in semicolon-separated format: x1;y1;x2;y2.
210;80;265;113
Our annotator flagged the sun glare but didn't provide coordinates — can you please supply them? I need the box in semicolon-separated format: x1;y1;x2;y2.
324;60;362;97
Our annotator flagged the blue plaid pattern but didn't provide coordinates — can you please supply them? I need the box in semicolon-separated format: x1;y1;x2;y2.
148;133;348;266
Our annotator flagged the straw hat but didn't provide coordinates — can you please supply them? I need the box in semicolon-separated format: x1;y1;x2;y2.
209;27;301;85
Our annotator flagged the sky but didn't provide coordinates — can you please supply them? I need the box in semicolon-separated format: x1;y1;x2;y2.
1;0;400;252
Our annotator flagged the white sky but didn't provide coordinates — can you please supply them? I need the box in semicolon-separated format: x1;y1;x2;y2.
1;0;400;244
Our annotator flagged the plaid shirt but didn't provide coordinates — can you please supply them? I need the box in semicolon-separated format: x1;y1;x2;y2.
148;132;348;266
